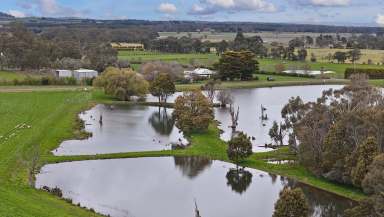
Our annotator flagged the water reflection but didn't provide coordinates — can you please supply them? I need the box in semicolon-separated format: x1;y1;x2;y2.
36;157;354;217
214;85;344;152
286;181;357;217
53;105;187;155
148;108;175;136
174;156;212;179
226;167;253;194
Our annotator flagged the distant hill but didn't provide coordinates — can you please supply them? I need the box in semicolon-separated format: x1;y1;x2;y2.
0;11;382;34
0;12;14;20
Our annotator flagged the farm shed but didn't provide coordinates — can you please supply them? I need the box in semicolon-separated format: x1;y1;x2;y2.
73;69;98;80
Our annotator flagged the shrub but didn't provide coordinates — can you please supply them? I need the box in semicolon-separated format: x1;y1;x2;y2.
227;132;252;163
345;68;384;79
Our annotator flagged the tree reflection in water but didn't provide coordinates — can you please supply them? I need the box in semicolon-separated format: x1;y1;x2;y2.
226;167;253;194
284;180;356;217
174;156;212;179
148;107;175;136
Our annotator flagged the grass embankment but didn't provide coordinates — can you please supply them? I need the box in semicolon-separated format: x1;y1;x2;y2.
0;91;102;216
176;74;348;91
0;88;364;216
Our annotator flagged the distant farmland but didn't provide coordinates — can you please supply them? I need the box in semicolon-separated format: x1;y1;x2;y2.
158;31;355;45
118;50;384;78
308;48;384;65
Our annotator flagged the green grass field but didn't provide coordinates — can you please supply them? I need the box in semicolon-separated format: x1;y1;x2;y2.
0;90;101;216
0;71;29;82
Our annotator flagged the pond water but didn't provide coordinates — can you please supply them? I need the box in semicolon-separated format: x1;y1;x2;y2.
215;85;343;152
148;85;343;152
53;105;187;155
36;157;355;217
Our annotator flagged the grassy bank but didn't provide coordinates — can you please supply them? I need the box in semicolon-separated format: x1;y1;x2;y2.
176;75;348;91
0;91;102;216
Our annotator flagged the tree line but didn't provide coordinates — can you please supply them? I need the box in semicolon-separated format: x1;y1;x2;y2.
273;75;384;216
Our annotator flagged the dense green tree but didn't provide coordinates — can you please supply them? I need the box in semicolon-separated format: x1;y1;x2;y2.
173;91;214;133
215;51;258;81
149;73;176;104
350;137;379;187
273;187;309;217
346;154;384;217
269;121;284;146
333;51;348;63
227;132;252;163
94;67;148;101
297;48;307;61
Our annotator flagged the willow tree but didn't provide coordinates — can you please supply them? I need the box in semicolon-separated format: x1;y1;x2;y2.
94;67;148;101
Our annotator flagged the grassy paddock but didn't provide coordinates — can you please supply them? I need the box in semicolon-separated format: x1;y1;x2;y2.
0;71;31;82
0;91;102;216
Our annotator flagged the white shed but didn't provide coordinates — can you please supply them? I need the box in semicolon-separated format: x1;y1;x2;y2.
55;70;73;78
73;69;98;80
184;68;216;79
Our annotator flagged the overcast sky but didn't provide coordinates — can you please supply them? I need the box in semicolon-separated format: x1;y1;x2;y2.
1;0;384;27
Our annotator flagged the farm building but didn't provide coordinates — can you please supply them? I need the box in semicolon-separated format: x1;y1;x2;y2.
73;69;98;80
111;42;145;51
55;70;73;78
283;70;335;75
184;68;216;80
55;69;98;80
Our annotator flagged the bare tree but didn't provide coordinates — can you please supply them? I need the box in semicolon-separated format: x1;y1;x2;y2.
229;104;240;131
217;90;233;107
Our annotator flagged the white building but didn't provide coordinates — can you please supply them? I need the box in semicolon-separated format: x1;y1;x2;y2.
73;69;99;80
55;70;73;78
55;69;99;80
283;70;335;76
184;68;216;79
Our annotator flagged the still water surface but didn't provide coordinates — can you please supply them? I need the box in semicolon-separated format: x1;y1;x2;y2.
55;85;343;155
36;157;354;217
214;85;343;152
53;105;186;155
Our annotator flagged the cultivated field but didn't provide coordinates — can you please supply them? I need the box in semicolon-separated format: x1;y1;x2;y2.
308;48;384;64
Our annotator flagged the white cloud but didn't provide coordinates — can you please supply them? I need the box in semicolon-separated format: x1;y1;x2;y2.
158;3;177;14
17;0;84;17
376;14;384;26
310;0;350;6
189;0;276;15
8;10;26;18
